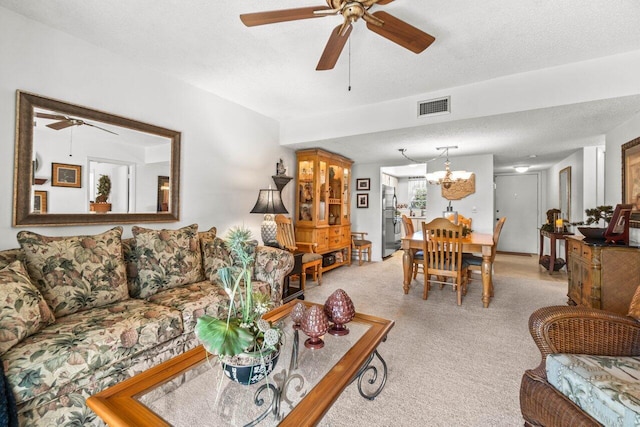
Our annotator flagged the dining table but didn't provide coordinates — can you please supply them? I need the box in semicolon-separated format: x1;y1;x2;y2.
401;230;495;308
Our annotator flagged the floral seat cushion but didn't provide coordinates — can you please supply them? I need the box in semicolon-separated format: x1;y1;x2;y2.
3;299;183;407
546;353;640;427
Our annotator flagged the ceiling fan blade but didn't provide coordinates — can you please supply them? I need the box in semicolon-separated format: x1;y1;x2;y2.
316;24;353;71
36;112;68;120
366;11;435;54
240;6;331;27
46;120;74;130
376;0;395;4
83;122;118;135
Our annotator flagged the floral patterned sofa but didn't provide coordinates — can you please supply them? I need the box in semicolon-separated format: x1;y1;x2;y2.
0;224;294;427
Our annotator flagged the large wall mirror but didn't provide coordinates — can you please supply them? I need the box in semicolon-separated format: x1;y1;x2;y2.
13;91;180;226
559;166;571;222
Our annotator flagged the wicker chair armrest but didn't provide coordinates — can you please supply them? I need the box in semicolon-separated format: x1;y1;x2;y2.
294;241;318;253
528;305;640;374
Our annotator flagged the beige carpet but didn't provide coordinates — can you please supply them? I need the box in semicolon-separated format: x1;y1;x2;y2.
306;252;567;427
149;252;567;426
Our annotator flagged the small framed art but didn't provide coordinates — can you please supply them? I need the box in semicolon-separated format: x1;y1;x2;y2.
52;163;82;188
356;178;370;191
34;190;47;213
357;193;369;208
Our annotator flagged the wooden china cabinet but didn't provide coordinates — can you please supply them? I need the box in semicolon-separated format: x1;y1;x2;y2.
295;149;353;272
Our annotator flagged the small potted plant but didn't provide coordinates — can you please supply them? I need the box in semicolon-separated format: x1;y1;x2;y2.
573;205;613;239
195;227;282;385
90;174;112;213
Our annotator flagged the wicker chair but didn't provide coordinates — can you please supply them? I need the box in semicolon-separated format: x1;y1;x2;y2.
520;305;640;426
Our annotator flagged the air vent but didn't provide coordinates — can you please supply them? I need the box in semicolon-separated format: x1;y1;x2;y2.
418;96;450;117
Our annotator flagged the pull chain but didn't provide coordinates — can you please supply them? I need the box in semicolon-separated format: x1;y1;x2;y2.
69;127;74;157
348;36;351;91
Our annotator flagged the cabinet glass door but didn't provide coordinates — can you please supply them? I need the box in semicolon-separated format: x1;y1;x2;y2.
341;167;349;221
298;159;314;223
318;161;328;224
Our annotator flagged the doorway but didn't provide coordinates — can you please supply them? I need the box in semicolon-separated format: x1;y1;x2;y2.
495;174;539;254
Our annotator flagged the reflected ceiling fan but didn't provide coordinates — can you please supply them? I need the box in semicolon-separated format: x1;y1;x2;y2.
35;112;118;135
240;0;435;70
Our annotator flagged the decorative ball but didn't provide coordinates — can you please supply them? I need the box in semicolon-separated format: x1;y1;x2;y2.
324;289;355;336
301;305;329;349
290;302;307;329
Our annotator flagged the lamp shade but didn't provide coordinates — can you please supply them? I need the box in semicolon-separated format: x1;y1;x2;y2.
250;189;288;214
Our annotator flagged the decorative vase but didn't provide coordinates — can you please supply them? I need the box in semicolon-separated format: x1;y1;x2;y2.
291;302;306;330
301;305;329;349
220;347;280;385
324;289;355;336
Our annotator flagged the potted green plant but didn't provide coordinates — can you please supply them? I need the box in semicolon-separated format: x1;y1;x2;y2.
90;174;112;213
195;227;282;385
573;205;613;239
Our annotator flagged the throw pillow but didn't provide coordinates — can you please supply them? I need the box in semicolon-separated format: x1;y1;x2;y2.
628;285;640;320
0;260;55;356
130;224;204;298
17;227;129;318
202;235;258;288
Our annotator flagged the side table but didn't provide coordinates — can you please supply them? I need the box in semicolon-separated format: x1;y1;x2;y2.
539;229;573;274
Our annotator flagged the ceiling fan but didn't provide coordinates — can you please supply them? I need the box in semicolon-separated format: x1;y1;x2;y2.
35;112;118;135
240;0;435;71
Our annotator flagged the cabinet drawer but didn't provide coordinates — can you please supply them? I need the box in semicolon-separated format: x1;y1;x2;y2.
580;244;592;259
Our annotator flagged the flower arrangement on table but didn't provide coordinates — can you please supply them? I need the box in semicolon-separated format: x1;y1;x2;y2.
195;227;283;383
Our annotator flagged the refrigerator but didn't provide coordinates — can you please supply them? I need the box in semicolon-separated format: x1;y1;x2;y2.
382;185;401;257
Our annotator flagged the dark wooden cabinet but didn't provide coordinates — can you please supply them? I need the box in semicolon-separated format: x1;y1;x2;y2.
567;236;640;315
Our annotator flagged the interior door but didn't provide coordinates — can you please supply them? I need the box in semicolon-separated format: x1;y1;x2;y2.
495;174;539;254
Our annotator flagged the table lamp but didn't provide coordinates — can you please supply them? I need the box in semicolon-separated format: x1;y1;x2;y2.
250;188;288;245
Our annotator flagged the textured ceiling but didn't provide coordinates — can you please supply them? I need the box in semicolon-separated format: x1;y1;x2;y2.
3;0;640;172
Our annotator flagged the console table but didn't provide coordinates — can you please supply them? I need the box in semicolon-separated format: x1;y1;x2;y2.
539;229;573;273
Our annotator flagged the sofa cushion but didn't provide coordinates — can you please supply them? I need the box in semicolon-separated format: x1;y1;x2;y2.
129;224;204;299
17;227;129;317
0;248;22;269
546;353;640;426
147;280;230;334
0;261;55;356
202;236;258;287
3;298;183;406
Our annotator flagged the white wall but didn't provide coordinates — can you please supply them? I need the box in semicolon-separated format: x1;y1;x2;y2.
0;8;295;249
351;154;494;261
605;111;640;245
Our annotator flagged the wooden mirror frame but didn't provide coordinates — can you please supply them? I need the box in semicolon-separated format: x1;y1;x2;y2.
13;91;181;226
559;166;571;222
621;136;640;228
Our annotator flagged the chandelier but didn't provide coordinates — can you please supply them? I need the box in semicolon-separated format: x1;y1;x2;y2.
425;146;472;189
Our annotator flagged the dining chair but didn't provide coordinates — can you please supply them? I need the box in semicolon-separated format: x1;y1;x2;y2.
351;231;372;265
422;217;468;305
275;215;322;289
402;214;424;279
464;217;506;296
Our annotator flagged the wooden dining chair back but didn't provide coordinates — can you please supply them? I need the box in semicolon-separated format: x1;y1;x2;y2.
275;214;322;289
464;217;506;295
401;214;414;235
445;213;472;230
402;214;423;279
351;231;372;266
422;217;468;305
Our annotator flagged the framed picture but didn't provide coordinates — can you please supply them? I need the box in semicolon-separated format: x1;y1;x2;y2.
356;178;370;191
52;163;82;188
33;190;47;213
357;193;369;208
622;136;640;228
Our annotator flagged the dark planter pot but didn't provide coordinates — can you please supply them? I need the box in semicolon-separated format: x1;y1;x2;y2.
577;227;606;240
220;348;280;385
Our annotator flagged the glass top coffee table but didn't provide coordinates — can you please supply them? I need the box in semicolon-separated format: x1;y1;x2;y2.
87;300;394;426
